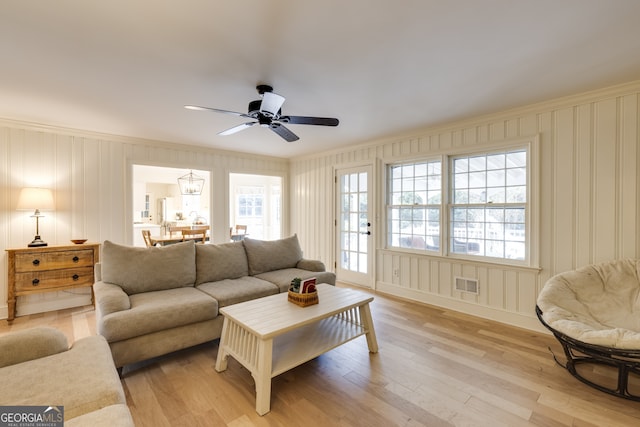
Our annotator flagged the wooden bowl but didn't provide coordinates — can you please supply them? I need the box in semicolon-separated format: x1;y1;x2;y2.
71;239;87;244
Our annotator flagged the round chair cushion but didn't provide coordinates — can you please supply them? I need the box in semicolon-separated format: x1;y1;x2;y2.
537;259;640;349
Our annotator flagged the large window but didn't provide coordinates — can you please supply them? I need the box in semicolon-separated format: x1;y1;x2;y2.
386;144;531;264
450;149;527;260
388;160;442;251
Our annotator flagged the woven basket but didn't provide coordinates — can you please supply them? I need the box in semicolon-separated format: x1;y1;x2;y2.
288;290;318;307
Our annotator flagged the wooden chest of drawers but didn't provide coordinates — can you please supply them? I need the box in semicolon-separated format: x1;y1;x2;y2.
6;243;100;321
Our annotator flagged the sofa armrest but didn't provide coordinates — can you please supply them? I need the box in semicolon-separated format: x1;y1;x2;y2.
95;262;102;282
0;327;68;368
94;281;131;318
296;258;326;272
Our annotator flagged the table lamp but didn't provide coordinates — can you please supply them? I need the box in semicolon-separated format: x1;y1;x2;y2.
16;187;55;247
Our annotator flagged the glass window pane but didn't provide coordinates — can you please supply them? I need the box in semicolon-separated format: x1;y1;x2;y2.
486;187;505;203
454;158;468;173
468;171;486;188
507;167;526;186
487;154;505;170
469;156;486;171
454;173;468;188
507;151;527;167
349;173;358;192
487;170;505;187
359;172;367;192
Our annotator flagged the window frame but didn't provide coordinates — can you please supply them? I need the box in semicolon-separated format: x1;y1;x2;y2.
384;136;539;268
386;158;443;254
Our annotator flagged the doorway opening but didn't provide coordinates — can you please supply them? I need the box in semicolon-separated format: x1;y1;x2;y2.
229;173;282;241
132;165;210;247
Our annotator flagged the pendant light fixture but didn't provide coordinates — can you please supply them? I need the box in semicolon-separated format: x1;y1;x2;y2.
177;170;204;195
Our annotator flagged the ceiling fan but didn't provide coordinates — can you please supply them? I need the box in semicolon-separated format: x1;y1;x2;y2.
185;84;339;142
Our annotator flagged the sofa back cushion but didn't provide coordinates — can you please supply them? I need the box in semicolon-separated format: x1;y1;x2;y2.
101;240;196;295
195;241;249;285
243;234;303;275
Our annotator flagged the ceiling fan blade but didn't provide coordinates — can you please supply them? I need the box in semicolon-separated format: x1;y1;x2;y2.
269;123;299;142
260;92;285;117
218;122;257;136
185;105;252;118
280;115;339;126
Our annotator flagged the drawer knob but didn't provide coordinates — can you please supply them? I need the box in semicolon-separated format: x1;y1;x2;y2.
72;274;80;281
72;256;79;263
32;278;40;286
32;259;40;266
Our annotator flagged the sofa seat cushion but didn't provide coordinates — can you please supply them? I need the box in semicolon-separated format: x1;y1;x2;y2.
197;276;279;308
101;240;196;295
254;268;336;292
99;287;218;342
195;241;248;285
243;235;303;275
0;335;125;420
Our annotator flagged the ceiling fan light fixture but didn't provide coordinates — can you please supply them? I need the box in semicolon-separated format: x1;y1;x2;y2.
185;84;339;142
178;170;205;195
260;92;285;117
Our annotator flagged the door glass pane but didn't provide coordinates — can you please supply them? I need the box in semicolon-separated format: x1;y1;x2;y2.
338;170;369;276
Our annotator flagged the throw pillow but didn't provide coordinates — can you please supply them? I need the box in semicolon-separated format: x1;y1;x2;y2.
195;241;249;285
101;240;196;295
243;234;303;275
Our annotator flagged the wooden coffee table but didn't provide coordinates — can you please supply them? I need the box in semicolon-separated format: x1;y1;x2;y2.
215;283;378;415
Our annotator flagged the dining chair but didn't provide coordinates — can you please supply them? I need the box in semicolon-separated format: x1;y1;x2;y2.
231;225;248;241
169;225;191;237
141;230;155;247
181;228;207;243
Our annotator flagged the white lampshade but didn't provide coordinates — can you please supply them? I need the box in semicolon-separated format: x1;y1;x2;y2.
17;187;55;247
17;187;55;212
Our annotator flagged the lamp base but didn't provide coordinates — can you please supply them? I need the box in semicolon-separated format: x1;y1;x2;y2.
28;235;48;247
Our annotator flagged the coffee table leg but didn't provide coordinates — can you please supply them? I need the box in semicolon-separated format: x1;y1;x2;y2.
215;318;230;372
254;338;273;415
359;303;379;353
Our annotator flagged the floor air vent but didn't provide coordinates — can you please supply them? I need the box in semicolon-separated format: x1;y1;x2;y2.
455;277;479;294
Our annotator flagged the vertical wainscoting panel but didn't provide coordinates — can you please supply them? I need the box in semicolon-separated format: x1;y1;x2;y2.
290;81;640;332
575;103;594;267
593;98;619;263
553;107;576;274
620;95;638;258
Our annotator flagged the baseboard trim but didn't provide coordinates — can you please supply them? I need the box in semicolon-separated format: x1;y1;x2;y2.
375;281;548;334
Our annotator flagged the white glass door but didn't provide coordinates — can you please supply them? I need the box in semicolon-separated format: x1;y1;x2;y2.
336;165;373;287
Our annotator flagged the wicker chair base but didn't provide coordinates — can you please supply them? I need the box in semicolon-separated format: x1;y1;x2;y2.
536;305;640;401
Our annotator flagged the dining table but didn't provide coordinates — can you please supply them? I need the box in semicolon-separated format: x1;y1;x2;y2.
150;233;209;246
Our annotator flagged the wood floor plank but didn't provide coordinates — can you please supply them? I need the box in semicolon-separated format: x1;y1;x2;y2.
3;284;640;426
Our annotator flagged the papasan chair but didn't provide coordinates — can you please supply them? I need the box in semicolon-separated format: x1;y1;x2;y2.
536;259;640;400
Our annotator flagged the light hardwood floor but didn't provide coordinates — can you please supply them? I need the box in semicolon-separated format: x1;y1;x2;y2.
3;285;640;426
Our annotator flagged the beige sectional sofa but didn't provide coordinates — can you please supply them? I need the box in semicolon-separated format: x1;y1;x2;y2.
94;235;335;369
0;327;134;426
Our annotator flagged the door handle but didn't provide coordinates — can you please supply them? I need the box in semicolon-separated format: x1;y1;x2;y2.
359;231;371;235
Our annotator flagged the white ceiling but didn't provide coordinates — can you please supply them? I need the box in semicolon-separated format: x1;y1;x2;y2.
2;1;640;158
